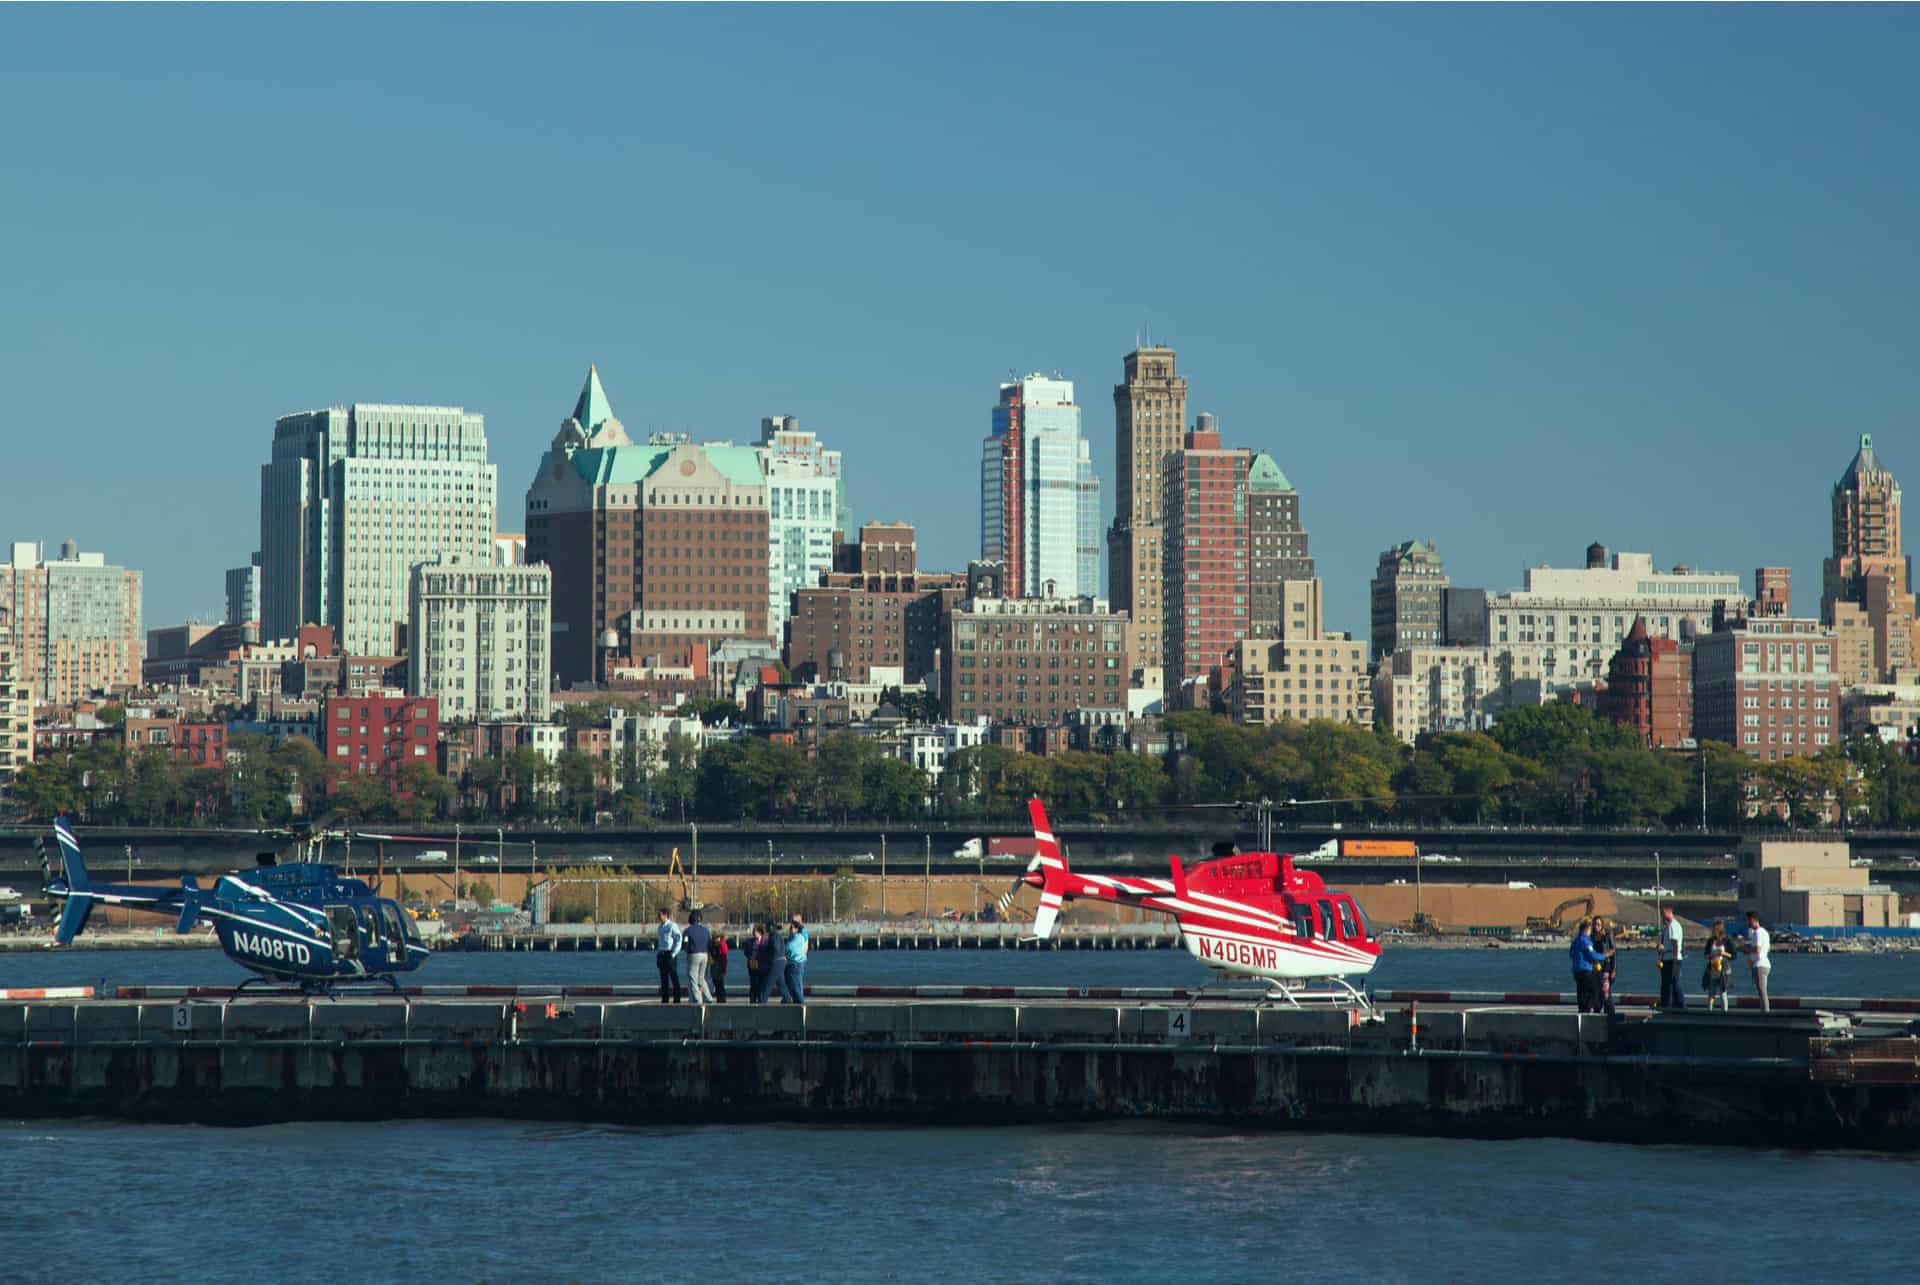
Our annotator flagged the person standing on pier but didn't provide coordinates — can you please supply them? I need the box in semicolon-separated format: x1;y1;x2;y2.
685;910;715;1004
1702;919;1734;1011
710;923;730;1003
1591;916;1618;1015
1745;911;1772;1012
746;924;769;1003
1569;918;1605;1013
781;915;809;1005
656;907;685;1004
1658;906;1686;1010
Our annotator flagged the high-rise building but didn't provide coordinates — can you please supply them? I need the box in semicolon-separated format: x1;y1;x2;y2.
1595;616;1694;749
1370;540;1448;662
1823;434;1905;616
1247;450;1313;638
1694;615;1839;761
493;534;527;567
1107;346;1187;674
259;401;496;655
224;553;261;625
526;368;769;686
0;600;31;788
0;541;143;704
408;555;552;721
1483;546;1744;688
1372;645;1546;745
1161;418;1251;701
323;693;440;796
1225;578;1371;727
980;375;1100;600
759;415;848;643
1821;434;1917;686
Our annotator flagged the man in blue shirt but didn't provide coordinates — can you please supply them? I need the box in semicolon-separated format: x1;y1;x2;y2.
780;915;809;1005
656;907;684;1004
1569;918;1606;1014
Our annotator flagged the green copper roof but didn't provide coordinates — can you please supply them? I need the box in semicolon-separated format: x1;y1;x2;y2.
569;442;767;489
1839;432;1883;489
1247;451;1294;492
573;365;614;433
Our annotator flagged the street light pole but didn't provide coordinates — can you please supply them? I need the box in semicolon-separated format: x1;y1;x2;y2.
691;821;699;910
881;833;888;919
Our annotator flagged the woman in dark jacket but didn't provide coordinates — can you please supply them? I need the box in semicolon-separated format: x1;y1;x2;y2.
1591;916;1618;1015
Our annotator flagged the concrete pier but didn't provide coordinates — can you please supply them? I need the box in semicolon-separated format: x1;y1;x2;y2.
3;990;1916;1147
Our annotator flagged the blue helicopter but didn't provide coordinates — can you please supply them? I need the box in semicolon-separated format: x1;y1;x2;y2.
45;815;430;992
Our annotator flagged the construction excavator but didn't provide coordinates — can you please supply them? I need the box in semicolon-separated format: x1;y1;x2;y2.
1527;895;1594;934
667;848;691;911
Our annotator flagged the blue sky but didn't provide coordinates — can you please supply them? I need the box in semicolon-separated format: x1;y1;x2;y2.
3;6;1915;635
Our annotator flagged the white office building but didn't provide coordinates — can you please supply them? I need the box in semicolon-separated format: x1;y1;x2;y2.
758;416;849;645
1484;546;1746;687
407;556;550;721
980;374;1100;600
260;403;497;655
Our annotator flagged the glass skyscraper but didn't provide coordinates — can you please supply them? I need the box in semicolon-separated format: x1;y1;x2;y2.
981;374;1100;600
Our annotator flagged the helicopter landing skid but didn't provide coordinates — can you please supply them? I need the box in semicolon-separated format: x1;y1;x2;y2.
235;974;409;1001
1260;977;1373;1012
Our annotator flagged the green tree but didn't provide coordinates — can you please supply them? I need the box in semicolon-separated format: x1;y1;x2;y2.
11;757;80;819
552;749;601;823
1583;746;1686;825
657;732;699;821
864;756;929;820
1678;740;1753;830
505;747;552;819
395;761;455;822
815;733;880;820
1103;751;1168;815
1489;702;1638;764
123;749;184;825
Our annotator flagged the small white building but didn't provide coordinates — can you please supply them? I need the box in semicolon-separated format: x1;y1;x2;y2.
408;556;552;722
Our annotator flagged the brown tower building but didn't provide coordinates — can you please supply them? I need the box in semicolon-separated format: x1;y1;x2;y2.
1161;418;1250;702
1822;434;1917;683
526;368;769;687
1106;346;1186;673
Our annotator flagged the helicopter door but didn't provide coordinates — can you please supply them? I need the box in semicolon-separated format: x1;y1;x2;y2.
1291;905;1315;939
377;902;408;963
1335;898;1360;942
325;905;360;960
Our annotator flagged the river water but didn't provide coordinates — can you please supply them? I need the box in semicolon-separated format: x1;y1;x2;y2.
3;946;1916;1278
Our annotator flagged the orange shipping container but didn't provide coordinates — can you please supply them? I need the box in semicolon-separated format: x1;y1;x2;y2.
1342;839;1418;858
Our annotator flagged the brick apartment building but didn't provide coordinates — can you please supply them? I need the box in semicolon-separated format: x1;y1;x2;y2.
785;523;964;684
1693;615;1839;761
1162;416;1250;701
324;694;439;794
1596;616;1694;749
943;595;1130;724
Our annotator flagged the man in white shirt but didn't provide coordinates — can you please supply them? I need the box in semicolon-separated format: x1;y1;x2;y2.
1745;910;1772;1012
1659;906;1686;1010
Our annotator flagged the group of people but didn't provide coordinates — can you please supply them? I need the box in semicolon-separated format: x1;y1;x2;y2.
1570;906;1773;1013
654;908;811;1005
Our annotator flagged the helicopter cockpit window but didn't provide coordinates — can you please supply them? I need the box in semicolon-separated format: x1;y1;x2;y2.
1337;900;1359;941
326;905;359;960
1352;900;1376;941
1292;906;1314;939
1317;901;1337;940
378;902;407;951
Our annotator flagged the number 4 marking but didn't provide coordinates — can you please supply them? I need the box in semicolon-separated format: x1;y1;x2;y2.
1167;1009;1191;1040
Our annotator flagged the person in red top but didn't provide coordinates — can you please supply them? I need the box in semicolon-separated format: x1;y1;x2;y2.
709;922;730;1004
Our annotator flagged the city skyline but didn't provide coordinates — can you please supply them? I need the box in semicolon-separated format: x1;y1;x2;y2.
3;7;1916;635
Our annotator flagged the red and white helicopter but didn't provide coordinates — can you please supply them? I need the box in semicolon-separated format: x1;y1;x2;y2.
1002;798;1383;1004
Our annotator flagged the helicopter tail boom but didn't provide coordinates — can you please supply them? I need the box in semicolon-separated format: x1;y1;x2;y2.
48;818;185;945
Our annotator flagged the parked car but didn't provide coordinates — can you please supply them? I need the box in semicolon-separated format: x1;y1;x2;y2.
473;855;498;865
587;854;615;864
0;887;20;901
1639;886;1675;898
849;852;876;863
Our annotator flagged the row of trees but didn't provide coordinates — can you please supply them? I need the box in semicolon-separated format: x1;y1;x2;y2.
8;705;1906;832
